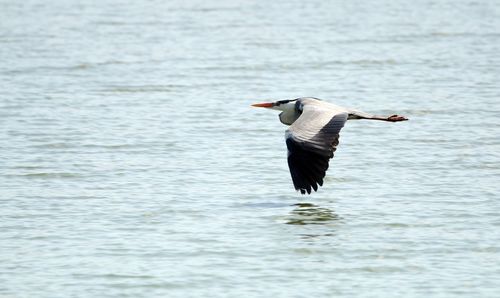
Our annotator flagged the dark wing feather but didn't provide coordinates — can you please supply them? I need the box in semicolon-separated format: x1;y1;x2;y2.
285;103;348;194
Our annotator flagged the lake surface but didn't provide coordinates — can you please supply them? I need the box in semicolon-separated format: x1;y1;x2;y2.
1;0;500;297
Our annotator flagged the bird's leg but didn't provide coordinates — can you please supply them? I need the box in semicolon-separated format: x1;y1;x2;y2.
367;114;408;122
385;114;408;122
348;111;408;122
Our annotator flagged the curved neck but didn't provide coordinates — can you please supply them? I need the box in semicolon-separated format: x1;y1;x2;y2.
276;101;301;125
279;110;300;125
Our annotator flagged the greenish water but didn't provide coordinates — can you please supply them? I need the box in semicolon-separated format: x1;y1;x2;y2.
1;0;500;297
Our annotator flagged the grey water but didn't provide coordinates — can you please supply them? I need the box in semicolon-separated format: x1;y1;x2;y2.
1;0;500;297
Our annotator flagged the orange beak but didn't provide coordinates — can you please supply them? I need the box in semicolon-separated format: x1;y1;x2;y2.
251;102;274;108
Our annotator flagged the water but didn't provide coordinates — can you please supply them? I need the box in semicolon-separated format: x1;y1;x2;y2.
1;0;500;297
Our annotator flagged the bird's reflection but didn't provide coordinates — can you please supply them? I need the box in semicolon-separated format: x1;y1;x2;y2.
285;203;340;225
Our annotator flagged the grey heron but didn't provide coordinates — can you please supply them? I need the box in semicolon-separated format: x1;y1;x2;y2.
252;97;408;195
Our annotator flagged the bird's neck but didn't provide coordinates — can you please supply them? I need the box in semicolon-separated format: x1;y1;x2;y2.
279;110;300;125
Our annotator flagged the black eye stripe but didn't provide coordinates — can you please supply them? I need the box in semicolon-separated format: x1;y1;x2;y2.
276;99;297;106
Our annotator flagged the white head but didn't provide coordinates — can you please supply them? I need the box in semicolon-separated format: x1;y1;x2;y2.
251;99;301;125
251;99;298;111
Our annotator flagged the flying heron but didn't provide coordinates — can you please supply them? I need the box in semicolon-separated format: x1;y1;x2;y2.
252;97;408;195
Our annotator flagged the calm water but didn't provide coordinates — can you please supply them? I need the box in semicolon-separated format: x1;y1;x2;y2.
1;0;500;297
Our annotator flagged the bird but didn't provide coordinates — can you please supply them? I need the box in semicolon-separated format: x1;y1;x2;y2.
252;97;408;195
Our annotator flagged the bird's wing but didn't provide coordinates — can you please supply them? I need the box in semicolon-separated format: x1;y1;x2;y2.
285;103;348;194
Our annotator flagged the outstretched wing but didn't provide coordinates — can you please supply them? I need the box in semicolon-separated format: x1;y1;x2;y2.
285;103;348;194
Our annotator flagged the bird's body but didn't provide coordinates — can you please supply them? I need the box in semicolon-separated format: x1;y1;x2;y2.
252;97;408;194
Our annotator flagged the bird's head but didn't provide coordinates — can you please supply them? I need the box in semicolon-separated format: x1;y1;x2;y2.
251;99;298;112
252;99;302;125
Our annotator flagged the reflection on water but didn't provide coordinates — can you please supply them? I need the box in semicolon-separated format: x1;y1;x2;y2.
285;203;340;225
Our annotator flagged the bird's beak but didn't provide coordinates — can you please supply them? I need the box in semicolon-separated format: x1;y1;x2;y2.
251;102;274;108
